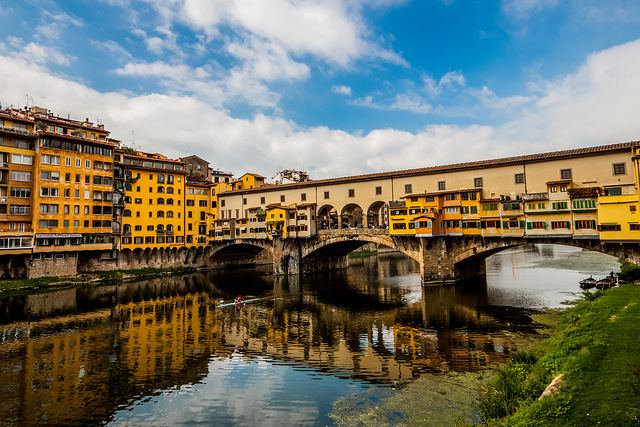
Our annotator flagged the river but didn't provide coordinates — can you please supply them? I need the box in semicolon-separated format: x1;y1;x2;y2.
0;244;621;426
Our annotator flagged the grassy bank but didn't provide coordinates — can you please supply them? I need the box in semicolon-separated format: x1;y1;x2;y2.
480;283;640;426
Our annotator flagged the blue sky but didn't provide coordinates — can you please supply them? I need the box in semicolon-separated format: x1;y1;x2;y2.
1;0;640;179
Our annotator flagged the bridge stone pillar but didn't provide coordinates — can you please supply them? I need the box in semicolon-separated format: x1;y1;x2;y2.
418;237;486;285
273;238;302;275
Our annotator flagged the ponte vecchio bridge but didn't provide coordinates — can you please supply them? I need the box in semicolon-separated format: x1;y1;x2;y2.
196;141;640;284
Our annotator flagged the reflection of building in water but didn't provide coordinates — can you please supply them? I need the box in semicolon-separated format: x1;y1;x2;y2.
0;275;527;424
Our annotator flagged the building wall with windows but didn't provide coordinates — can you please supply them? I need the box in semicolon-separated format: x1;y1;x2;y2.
118;152;187;251
185;179;213;246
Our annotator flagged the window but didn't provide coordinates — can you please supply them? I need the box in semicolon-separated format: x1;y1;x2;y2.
65;173;70;182
606;187;622;196
612;163;626;175
437;181;445;191
551;221;570;229
221;200;225;207
260;196;265;204
560;169;572;180
575;220;595;229
39;204;59;214
445;206;459;214
40;171;60;181
188;211;192;218
64;205;69;214
75;158;81;168
445;194;456;201
167;175;174;184
40;187;59;197
187;200;194;206
550;186;557;193
200;211;206;221
10;171;31;182
199;200;207;207
301;193;306;201
74;205;80;214
12;154;33;165
281;195;285;202
84;206;89;214
65;157;71;166
41;154;60;165
527;221;546;229
552;201;568;210
572;199;596;209
597;224;620;231
84;190;90;199
324;191;329;199
515;173;524;184
85;175;90;184
9;205;30;214
474;177;483;188
348;189;355;198
404;184;412;194
482;203;498;211
10;187;31;198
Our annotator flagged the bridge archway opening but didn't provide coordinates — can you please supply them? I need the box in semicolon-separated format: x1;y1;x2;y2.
317;205;338;230
367;201;388;229
340;204;364;228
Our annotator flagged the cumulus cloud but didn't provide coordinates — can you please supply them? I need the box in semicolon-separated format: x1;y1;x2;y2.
332;85;352;96
2;39;640;180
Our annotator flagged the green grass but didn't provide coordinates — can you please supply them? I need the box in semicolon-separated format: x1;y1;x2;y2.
618;259;640;282
482;283;640;426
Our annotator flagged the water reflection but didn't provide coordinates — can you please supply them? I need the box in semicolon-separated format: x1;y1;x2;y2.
0;246;621;426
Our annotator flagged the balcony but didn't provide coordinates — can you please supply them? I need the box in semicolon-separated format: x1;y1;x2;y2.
166;230;174;235
125;175;139;183
0;162;9;168
156;230;165;235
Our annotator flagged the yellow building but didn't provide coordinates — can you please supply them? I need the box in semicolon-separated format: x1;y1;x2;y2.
185;177;213;246
0;110;37;255
117;151;187;250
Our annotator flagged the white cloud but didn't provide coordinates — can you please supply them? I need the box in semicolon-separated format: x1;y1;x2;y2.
471;86;537;111
389;93;432;114
332;85;352;96
6;37;75;67
423;70;465;98
2;39;640;180
90;40;134;61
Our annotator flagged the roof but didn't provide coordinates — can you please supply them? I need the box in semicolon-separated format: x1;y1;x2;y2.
217;141;635;196
241;173;266;179
39;131;117;147
546;179;572;185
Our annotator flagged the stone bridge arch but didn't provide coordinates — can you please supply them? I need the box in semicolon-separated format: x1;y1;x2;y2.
207;239;274;268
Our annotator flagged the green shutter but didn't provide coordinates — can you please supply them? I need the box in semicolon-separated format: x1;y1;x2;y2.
502;220;509;229
591;220;596;229
526;222;532;229
566;221;571;229
519;220;525;228
543;222;547;229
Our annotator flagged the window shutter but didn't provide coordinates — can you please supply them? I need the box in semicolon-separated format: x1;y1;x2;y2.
616;224;621;231
592;220;596;229
543;222;547;229
502;220;509;229
566;221;571;229
551;222;555;230
526;222;532;229
519;220;525;228
597;224;602;231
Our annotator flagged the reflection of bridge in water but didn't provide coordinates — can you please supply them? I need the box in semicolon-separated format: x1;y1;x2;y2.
0;271;537;425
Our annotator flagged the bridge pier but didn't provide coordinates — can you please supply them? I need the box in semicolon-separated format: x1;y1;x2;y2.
419;237;487;285
273;238;302;275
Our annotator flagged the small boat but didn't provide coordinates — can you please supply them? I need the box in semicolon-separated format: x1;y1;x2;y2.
579;276;597;289
596;277;616;290
215;296;270;309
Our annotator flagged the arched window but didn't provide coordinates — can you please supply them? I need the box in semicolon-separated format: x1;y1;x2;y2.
124;196;132;203
157;198;165;205
167;187;174;194
167;224;174;232
157;186;165;193
166;198;174;205
167;175;174;184
123;224;131;235
157;211;165;218
123;209;131;217
167;211;174;218
125;183;132;191
157;174;165;184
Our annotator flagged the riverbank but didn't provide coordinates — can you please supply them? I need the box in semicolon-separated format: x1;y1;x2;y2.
0;266;199;297
481;283;640;426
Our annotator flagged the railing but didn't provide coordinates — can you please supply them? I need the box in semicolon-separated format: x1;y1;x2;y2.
156;230;165;235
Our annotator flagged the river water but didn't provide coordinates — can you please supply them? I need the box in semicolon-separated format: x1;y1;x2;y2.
0;245;620;426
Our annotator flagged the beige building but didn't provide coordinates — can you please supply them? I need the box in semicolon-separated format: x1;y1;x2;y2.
215;142;637;237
